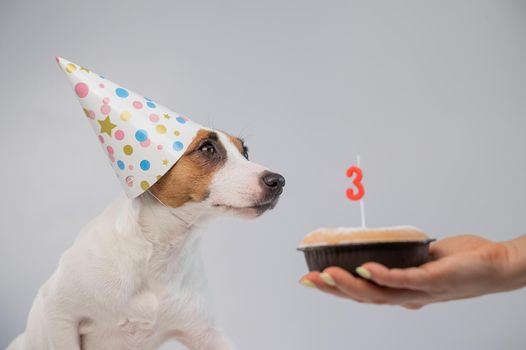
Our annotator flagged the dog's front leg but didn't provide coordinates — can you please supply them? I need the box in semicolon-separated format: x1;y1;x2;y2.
44;314;81;350
24;292;81;350
175;327;235;350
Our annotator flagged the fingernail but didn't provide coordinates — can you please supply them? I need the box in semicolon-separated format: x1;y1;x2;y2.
300;279;317;289
320;272;337;286
356;266;372;280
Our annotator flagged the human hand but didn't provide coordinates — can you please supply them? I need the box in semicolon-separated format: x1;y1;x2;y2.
299;235;526;309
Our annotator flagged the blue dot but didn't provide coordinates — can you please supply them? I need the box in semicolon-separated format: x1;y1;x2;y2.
140;160;151;171
176;116;186;124
173;141;184;151
135;129;148;142
115;87;129;98
146;101;156;109
117;160;125;170
144;97;152;101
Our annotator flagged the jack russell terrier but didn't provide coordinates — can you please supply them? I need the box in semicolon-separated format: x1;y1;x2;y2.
8;128;285;350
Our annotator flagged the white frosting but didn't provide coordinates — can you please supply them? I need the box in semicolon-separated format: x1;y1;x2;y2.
310;225;420;234
299;226;425;248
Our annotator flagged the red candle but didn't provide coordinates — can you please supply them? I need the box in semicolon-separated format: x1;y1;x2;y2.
346;165;365;201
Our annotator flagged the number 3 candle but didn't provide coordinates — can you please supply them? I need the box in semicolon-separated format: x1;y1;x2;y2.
346;156;366;228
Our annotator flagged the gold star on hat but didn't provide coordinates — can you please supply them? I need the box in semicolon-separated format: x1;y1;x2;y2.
98;116;117;136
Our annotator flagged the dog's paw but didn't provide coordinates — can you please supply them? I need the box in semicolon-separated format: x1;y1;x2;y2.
118;292;159;334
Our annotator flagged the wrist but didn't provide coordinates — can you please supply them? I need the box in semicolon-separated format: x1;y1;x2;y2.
502;235;526;291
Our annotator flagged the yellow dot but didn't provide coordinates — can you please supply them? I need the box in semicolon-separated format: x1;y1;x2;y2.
174;130;181;136
156;125;167;134
66;63;77;73
123;145;133;155
140;181;150;191
120;111;132;122
156;175;162;180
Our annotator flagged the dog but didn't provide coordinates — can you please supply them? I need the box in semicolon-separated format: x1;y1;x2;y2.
8;128;285;350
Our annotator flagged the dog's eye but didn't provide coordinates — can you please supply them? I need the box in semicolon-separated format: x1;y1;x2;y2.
243;146;249;160
199;142;216;154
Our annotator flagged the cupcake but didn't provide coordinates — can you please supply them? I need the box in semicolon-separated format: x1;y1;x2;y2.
298;226;434;275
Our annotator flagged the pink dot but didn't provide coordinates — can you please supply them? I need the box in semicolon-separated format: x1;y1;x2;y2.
74;83;89;98
98;135;104;143
126;176;134;187
88;110;96;119
101;104;111;114
103;97;110;104
128;165;134;170
149;114;160;123
99;83;105;88
140;139;151;147
107;145;114;155
133;101;143;109
114;130;125;140
157;145;163;150
109;154;115;163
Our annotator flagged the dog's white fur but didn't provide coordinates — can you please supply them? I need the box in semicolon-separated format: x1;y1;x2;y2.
8;131;275;350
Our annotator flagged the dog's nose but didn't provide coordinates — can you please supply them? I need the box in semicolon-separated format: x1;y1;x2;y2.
261;171;286;193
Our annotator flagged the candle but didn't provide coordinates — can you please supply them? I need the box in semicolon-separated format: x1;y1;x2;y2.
346;156;366;228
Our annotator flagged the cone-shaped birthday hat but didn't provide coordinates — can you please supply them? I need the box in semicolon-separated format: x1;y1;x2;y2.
57;57;203;198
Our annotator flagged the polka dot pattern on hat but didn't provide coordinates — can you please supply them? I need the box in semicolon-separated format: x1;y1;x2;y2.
56;56;203;198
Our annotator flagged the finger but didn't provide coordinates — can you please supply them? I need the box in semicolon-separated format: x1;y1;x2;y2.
359;262;435;291
429;240;456;260
429;235;490;258
402;303;424;310
428;242;443;261
323;267;429;305
299;272;347;298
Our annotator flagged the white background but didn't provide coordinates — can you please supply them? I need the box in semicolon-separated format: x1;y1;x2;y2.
1;1;525;349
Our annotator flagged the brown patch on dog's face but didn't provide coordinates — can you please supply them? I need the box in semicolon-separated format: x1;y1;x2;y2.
149;129;227;208
226;134;249;160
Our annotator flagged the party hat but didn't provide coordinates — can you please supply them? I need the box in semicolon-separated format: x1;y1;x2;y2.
56;57;203;198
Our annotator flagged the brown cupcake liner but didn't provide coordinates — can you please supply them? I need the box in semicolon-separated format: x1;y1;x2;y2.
298;239;435;276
